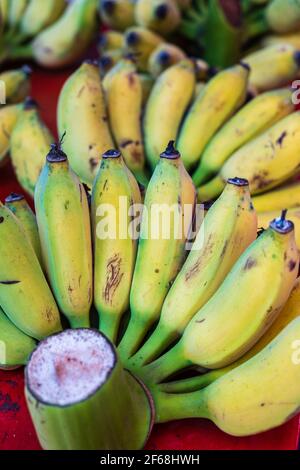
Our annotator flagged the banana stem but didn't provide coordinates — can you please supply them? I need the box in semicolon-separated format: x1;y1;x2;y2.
8;43;33;61
118;317;153;362
153;387;209;423
69;314;90;329
99;313;121;345
159;369;225;394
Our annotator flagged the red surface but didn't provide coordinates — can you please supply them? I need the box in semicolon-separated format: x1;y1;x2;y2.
0;66;299;451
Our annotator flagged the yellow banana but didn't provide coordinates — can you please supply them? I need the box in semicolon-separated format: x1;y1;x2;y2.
198;112;300;201
35;144;93;329
8;0;29;29
0;66;31;104
253;181;300;212
57;61;114;187
266;0;300;34
135;0;181;35
129;178;257;369
258;208;300;248
99;49;124;76
155;316;300;436
193;88;295;186
32;0;99;68
144;59;196;170
124;26;164;72
104;58;147;185
0;103;21;165
243;44;300;92
0;307;36;370
98;30;124;52
177;64;250;172
262;33;300;50
141;211;299;385
118;141;196;361
20;0;66;38
161;277;300;394
148;43;186;77
99;0;136;30
10;98;54;197
5;192;43;265
0;201;62;340
91;149;141;343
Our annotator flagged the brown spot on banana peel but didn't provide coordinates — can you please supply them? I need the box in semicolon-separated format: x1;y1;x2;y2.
89;158;98;171
77;86;85;98
244;257;257;270
0;281;21;285
0;217;4;223
103;254;124;305
185;235;214;281
45;307;55;323
288;260;297;272
276;131;287;147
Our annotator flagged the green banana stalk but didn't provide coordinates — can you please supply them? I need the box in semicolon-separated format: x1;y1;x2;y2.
91;149;141;343
138;212;299;386
35;144;93;329
5;192;43;265
26;329;154;450
118;141;196;362
0;306;36;370
0;200;62;340
128;178;257;370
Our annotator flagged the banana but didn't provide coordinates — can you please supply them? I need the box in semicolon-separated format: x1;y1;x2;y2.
198;112;300;201
124;26;164;72
135;0;181;35
177;64;249;173
91;149;141;343
8;0;29;30
258;208;300;248
148;43;186;77
262;33;300;50
266;0;300;34
57;61;114;187
155;316;300;436
243;44;300;92
31;0;99;68
35;143;93;329
0;307;36;370
161;276;300;394
253;182;300;212
144;59;196;170
20;0;66;38
98;30;124;52
0;201;62;340
10;98;54;197
0;0;8;30
104;58;147;185
99;49;124;76
140;211;299;385
99;0;136;30
0;104;21;166
0;66;31;104
129;178;258;369
193;88;294;187
5;192;43;265
139;73;154;106
118;141;196;361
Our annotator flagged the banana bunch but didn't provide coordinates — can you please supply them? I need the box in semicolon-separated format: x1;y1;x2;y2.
0;0;99;68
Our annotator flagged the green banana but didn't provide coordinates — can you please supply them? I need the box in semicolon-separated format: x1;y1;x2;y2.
0;66;31;104
57;61;114;187
135;0;181;35
124;26;164;72
144;59;196;170
19;0;66;38
148;43;186;77
177;64;249;173
35;144;93;329
140;211;299;385
0;307;36;370
193;88;294;186
154;316;300;436
0;201;62;340
91;149;141;343
5;192;43;265
10;98;54;197
266;0;300;34
129;178;258;369
118;141;196;361
0;104;21;166
99;0;136;30
243;44;300;92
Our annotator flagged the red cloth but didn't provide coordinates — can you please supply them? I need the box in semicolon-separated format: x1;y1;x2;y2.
0;66;299;451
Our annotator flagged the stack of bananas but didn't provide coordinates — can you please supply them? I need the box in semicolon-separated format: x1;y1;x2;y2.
1;134;300;447
0;0;99;68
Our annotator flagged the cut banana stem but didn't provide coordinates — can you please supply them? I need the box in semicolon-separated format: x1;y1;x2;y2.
0;201;62;340
92;149;141;343
0;306;36;370
161;275;300;394
154;317;300;437
35;144;93;329
26;329;154;450
129;178;257;369
118;141;196;361
258;207;300;249
5;192;43;266
139;211;299;386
